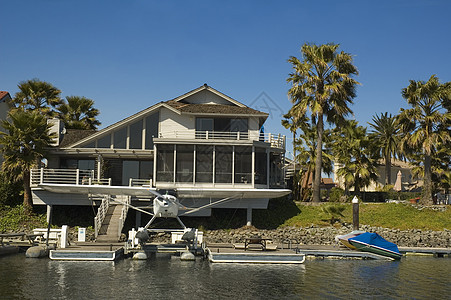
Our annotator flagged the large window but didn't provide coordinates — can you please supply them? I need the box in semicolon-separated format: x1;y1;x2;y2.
97;134;111;148
129;120;143;149
176;145;194;183
113;127;127;149
255;147;267;185
215;145;233;183
156;144;174;182
234;146;252;184
145;112;159;149
196;145;213;183
196;117;248;139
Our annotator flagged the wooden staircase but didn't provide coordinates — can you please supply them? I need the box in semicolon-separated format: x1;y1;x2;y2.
96;204;123;242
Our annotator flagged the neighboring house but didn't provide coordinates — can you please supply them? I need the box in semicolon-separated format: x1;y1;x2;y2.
334;159;422;192
31;84;289;227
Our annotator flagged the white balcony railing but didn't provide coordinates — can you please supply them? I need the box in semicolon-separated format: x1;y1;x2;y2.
158;131;285;148
30;168;111;187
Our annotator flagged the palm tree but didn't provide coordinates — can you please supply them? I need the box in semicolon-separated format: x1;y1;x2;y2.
333;120;379;195
295;120;333;201
13;79;62;117
398;75;451;205
57;96;101;129
0;110;54;213
368;112;402;186
287;43;358;202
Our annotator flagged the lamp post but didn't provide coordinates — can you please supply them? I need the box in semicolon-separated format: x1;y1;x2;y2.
352;196;359;230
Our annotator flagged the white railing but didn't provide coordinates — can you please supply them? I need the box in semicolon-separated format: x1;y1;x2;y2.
30;168;112;187
118;196;131;238
129;178;152;187
158;131;285;148
94;195;110;238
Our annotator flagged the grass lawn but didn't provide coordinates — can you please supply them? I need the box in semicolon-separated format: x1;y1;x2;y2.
282;203;451;231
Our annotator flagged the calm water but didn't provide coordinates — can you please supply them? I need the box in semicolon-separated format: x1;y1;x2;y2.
0;253;450;299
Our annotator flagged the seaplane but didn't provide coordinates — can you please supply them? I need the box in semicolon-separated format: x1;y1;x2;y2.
38;183;290;244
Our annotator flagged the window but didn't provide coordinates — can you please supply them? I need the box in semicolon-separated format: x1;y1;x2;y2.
215;145;233;183
145;112;159;149
196;145;213;183
113;127;127;149
176;145;194;183
97;134;111;148
129;120;143;149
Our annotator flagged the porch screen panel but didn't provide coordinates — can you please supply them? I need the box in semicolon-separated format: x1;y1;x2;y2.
196;145;213;182
215;145;233;183
156;144;174;182
255;147;267;184
234;146;252;184
113;127;127;149
145;112;159;149
129;119;143;149
176;145;194;183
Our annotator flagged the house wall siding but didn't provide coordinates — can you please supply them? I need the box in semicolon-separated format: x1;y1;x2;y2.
160;107;195;136
184;90;232;105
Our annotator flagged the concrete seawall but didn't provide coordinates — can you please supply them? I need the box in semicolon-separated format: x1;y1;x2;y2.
203;225;450;248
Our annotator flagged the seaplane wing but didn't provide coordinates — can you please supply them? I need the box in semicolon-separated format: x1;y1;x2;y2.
37;183;291;199
175;188;291;199
38;183;160;197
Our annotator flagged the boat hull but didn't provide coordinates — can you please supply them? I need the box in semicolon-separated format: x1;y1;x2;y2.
349;240;402;260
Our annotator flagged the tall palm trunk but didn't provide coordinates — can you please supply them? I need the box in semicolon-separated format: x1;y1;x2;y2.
23;170;33;214
422;154;433;205
385;151;391;185
313;114;323;202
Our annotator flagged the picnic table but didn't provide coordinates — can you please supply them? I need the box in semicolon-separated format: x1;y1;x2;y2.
244;237;270;251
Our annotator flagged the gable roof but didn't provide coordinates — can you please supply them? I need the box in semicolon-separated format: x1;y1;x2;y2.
170;84;246;107
59;129;97;148
165;101;267;116
64;85;269;148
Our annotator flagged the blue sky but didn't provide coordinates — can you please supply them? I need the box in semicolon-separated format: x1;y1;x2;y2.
2;0;450;149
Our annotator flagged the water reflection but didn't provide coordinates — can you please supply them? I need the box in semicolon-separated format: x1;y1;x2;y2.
1;254;450;299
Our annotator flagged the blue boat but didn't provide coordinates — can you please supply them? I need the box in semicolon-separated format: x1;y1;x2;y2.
349;232;402;260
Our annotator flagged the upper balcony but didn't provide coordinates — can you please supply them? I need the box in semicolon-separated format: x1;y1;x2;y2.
157;130;285;149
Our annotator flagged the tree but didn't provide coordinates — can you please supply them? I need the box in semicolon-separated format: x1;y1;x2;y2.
12;79;62;117
295;119;333;201
398;75;451;205
57;96;101;129
0;110;54;214
282;106;308;200
333;120;379;195
368;112;402;186
287;43;358;202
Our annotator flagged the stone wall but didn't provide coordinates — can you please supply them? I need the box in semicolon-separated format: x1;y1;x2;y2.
203;225;451;248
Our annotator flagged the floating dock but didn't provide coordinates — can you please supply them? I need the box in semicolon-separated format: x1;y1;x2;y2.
207;248;306;264
49;243;124;261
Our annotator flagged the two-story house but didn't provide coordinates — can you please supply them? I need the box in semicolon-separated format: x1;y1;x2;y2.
31;85;289;232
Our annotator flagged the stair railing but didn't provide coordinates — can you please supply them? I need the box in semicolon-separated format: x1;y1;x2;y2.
94;195;110;238
118;196;131;238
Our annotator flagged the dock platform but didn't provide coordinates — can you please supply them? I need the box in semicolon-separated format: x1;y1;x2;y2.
49;242;124;261
206;244;395;262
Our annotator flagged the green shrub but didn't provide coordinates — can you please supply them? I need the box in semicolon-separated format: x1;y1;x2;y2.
320;204;346;224
0;205;47;233
329;187;345;202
